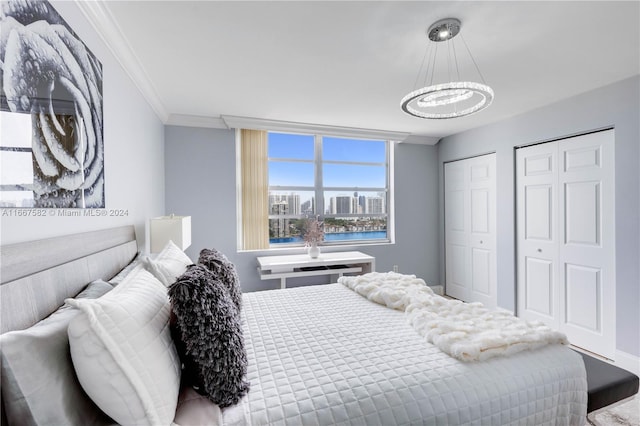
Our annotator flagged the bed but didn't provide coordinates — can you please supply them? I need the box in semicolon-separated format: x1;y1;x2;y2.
0;225;594;425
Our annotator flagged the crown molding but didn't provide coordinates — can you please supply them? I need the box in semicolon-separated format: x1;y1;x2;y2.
221;115;412;142
74;0;169;122
166;114;227;129
72;1;440;145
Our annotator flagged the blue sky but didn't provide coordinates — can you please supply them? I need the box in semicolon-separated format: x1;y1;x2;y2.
268;132;387;188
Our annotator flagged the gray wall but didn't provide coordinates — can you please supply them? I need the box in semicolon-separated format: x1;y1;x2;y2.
437;76;640;357
164;126;441;292
0;2;165;249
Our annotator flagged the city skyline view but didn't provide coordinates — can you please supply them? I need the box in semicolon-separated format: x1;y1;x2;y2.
267;132;389;244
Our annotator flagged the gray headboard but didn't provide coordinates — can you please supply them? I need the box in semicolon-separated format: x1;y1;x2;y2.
0;226;138;334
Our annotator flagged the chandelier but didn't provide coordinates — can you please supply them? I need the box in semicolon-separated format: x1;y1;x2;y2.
401;18;494;119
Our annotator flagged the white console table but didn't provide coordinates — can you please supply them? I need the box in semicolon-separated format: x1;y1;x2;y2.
257;251;375;289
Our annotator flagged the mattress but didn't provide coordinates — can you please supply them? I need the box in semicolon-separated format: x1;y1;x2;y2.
221;284;587;425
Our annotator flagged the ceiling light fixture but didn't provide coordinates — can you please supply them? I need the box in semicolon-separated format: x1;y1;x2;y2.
401;18;494;119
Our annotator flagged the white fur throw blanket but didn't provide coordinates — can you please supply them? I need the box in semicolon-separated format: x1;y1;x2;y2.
339;272;568;362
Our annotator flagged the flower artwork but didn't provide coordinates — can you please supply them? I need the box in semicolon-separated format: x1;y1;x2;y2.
0;0;104;208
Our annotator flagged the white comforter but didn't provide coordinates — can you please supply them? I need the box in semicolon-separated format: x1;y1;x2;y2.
217;284;587;426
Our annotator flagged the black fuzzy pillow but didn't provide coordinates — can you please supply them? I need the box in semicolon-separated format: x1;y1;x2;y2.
197;248;242;310
168;264;250;408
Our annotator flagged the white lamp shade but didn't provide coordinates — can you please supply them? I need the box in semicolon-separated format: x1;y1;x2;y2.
150;215;192;253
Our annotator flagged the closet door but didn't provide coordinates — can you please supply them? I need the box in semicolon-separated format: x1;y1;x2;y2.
559;131;615;358
516;143;559;326
516;129;615;359
444;154;496;309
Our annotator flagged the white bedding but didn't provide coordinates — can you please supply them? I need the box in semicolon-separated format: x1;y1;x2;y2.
219;284;587;425
339;272;568;362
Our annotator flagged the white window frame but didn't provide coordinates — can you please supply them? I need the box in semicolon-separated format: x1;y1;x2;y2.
235;120;398;251
267;132;394;248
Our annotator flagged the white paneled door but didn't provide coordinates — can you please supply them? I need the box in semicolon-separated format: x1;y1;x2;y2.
516;129;615;359
444;153;497;309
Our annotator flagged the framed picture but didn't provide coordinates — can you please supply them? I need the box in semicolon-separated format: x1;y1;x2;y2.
0;0;104;208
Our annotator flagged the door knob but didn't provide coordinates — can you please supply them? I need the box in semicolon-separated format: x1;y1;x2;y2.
537;248;542;253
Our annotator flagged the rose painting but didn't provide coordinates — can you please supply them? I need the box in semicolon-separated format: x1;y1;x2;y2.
0;0;104;208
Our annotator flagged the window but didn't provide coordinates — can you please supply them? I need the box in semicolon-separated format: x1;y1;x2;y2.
238;129;393;249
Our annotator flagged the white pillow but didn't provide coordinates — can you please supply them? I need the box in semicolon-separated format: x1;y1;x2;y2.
108;251;143;285
144;240;193;286
67;266;181;426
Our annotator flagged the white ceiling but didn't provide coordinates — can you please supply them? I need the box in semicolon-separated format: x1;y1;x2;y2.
79;1;639;144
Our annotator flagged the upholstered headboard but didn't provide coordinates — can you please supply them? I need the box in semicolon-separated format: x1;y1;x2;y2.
0;226;138;334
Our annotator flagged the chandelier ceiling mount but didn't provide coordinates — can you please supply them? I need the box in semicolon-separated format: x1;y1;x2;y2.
427;18;461;42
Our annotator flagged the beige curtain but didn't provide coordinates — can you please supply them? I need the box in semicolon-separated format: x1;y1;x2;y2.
240;129;270;250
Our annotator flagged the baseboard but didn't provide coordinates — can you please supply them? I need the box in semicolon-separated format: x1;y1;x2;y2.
430;285;444;296
615;350;640;377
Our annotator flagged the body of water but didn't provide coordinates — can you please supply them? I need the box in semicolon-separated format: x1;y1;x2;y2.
270;231;387;244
